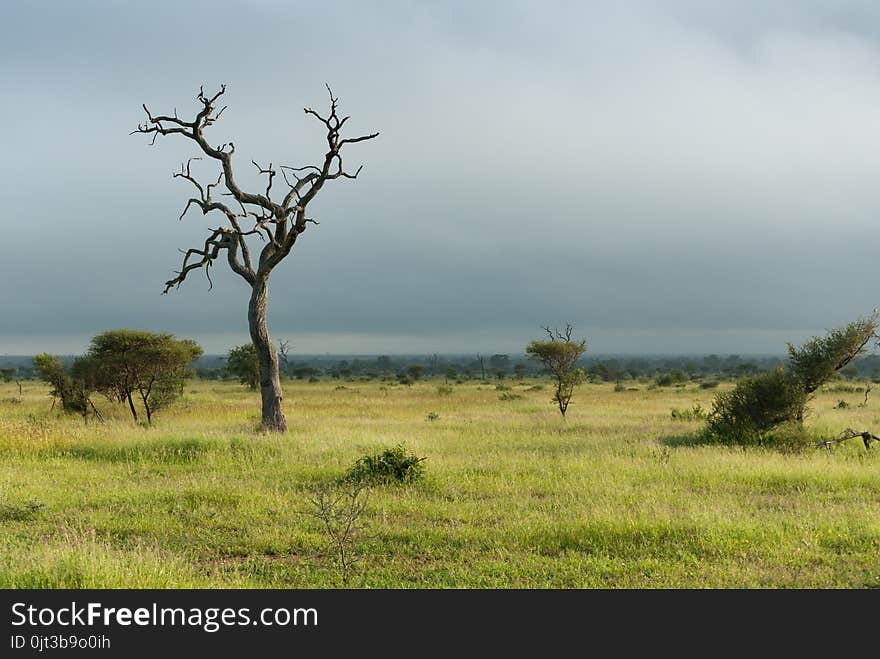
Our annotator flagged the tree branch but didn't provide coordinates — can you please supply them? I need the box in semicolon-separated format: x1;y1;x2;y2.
816;428;880;450
136;84;378;288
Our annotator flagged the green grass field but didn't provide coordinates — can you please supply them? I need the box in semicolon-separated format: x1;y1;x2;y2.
1;378;878;588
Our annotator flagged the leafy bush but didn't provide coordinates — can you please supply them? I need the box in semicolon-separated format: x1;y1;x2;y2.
436;385;453;396
499;392;524;401
670;404;707;421
226;343;259;390
705;368;806;444
699;381;720;389
703;313;877;447
343;444;426;485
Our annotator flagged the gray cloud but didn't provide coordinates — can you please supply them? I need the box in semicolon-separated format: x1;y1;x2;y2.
2;1;879;355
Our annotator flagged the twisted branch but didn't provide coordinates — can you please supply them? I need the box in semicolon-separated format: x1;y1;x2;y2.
135;84;378;291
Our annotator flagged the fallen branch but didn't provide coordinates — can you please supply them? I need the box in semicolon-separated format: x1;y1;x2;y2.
816;428;880;450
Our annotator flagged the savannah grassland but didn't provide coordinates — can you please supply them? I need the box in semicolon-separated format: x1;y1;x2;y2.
0;377;878;588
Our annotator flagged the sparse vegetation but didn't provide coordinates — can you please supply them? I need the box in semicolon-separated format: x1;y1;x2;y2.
2;377;880;587
304;481;371;586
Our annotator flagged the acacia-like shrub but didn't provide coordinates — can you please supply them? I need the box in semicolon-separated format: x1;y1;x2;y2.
704;314;877;446
705;368;806;444
343;444;426;485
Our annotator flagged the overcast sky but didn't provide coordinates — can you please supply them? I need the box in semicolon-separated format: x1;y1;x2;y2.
2;0;880;355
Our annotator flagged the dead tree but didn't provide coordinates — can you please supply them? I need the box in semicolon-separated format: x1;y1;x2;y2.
278;339;291;373
134;85;378;431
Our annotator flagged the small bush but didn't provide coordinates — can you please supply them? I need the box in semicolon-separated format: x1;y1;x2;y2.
835;400;849;409
700;381;720;389
705;368;806;444
495;383;510;391
670;404;707;421
614;383;626;392
436;385;453;396
305;481;371;586
343;444;426;485
527;384;545;391
499;392;524;401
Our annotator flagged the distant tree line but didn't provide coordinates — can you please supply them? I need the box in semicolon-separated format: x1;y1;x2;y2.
10;344;880;391
184;348;880;387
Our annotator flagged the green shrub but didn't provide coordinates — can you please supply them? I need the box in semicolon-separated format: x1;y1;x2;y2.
705;368;806;444
703;313;877;446
436;385;453;396
699;381;720;389
670;404;706;421
343;444;426;485
499;392;524;401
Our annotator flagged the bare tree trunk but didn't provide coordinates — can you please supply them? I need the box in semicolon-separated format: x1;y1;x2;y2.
140;391;152;425
249;275;287;432
126;391;139;422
